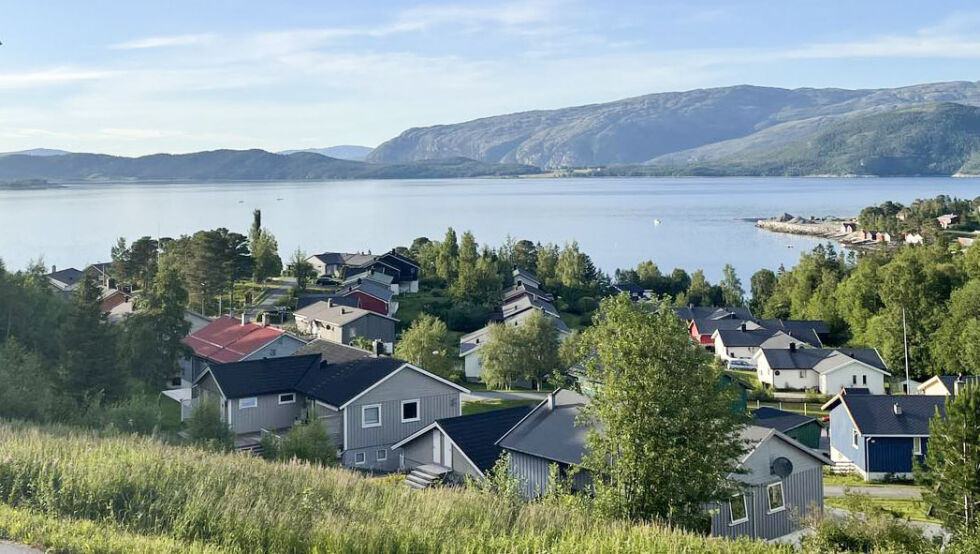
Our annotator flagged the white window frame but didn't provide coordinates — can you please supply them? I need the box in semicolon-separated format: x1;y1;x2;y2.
852;429;860;449
239;397;258;409
400;399;421;423
278;393;296;405
729;493;749;525
361;404;382;428
913;436;922;456
354;452;366;465
766;482;786;513
377;449;388;461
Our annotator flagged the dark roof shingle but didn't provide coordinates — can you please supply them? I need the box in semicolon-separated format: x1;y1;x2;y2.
751;407;818;433
437;406;533;473
828;395;946;435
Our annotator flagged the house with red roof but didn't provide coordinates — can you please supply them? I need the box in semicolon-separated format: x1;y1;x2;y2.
175;314;306;387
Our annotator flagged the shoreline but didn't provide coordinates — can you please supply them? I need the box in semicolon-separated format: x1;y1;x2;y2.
754;216;894;251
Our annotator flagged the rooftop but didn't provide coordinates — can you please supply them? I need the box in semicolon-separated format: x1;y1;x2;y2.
294;300;392;326
182;315;285;364
497;389;591;466
757;347;888;374
823;394;946;436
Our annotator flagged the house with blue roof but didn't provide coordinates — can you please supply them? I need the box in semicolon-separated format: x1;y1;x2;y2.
822;391;946;481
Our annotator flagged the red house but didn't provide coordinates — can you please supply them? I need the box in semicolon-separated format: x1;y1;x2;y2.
340;279;395;316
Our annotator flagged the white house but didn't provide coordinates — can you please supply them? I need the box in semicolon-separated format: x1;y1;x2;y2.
917;375;978;396
459;307;570;381
712;326;800;362
755;346;890;394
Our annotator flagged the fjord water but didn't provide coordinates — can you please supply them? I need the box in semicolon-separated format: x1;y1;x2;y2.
1;177;977;281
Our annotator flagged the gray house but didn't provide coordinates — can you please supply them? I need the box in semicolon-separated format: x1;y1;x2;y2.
390;405;533;484
193;353;469;470
293;300;396;352
709;425;828;540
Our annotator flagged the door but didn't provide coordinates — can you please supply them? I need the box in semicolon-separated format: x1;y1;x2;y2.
432;431;441;463
443;434;452;467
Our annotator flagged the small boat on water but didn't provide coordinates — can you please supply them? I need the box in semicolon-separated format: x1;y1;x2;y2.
653;219;661;225
787;244;794;248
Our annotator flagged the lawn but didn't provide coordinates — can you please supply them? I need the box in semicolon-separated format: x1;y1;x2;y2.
462;397;539;415
826;496;938;523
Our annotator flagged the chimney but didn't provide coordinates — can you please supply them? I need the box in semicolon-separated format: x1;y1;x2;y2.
357;278;362;285
548;392;556;410
51;264;56;273
261;313;268;327
739;322;747;332
372;339;382;357
789;342;797;352
326;299;333;308
240;312;246;326
893;403;903;416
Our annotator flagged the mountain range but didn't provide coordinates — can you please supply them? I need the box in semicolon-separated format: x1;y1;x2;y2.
276;145;373;161
0;150;537;182
368;81;980;175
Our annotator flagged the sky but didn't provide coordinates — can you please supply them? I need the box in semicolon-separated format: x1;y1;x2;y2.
3;1;980;156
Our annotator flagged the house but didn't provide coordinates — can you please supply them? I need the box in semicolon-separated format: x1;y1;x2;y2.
754;346;890;394
712;327;807;362
750;407;822;449
958;237;975;248
897;378;921;395
840;222;857;234
294;337;373;364
937;214;960;229
375;250;421;293
293;300;396;352
501;295;561;320
390;405;533;484
917;375;979;396
496;389;593;498
342;270;396;293
690;318;762;347
512;267;541;289
823;392;946;480
709;425;828;540
178;314;306;387
672;306;754;325
498;389;826;540
755;319;828;345
307;249;420;293
611;282;646;301
45;266;83;294
340;279;397;317
503;282;554;304
85;262;114;288
192;353;469;469
460;304;570;382
296;294;360;311
904;232;924;245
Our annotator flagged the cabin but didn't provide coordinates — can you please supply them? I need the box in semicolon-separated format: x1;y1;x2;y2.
823;392;945;480
192;353;469;469
754;346;889;394
293;300;396;353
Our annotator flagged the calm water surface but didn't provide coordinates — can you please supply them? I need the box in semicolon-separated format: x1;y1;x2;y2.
1;177;977;282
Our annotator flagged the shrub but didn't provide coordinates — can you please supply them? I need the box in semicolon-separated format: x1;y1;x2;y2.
100;395;165;435
801;493;935;553
278;422;337;466
575;296;598;314
445;302;491;332
185;398;233;451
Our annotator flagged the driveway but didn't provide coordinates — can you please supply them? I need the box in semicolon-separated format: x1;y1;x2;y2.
246;277;296;319
462;390;548;403
0;542;42;554
824;484;922;499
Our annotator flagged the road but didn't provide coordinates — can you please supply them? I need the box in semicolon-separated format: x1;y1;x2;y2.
461;390;548;403
0;542;41;554
824;484;922;499
245;277;295;319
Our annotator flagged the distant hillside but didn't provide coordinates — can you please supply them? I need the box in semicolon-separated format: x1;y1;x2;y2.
0;148;70;157
0;149;539;181
638;103;980;176
278;145;373;161
368;81;980;171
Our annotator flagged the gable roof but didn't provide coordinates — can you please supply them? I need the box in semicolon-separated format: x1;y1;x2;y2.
611;282;646;296
298;358;468;408
341;279;393;303
294;339;372;364
757;347;889;375
757;318;830;336
822;394;946;436
692;318;761;336
512;267;540;287
392;406;534;476
918;375;980;395
203;354;323;399
182;315;285;364
496;389;591;466
672;306;754;322
379;249;420;269
503;282;554;302
460;308;570;357
309;252;347;266
751;407;819;434
294;300;394;326
296;294;360;311
714;328;798;348
502;295;560;319
46;267;84;287
737;425;829;469
342;270;394;286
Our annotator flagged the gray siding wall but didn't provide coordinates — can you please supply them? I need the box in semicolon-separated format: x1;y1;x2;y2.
242;334;306;361
312;402;344;449
342;446;400;472
343;368;461;470
228;392;304;435
341;314;395;346
508;451;552;498
398;428;482;479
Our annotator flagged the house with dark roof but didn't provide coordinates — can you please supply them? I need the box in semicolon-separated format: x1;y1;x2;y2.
178;315;307;387
390;405;533;484
672;306;754;324
496;389;826;540
307;249;420;293
511;267;541;290
750;407;821;449
917;375;979;396
45;266;84;294
503;282;554;304
459;303;570;382
294;338;373;364
822;392;946;480
610;282;647;301
293;300;396;352
342;269;395;291
754;346;890;395
340;279;397;317
711;326;805;362
689;316;826;349
193;353;469;469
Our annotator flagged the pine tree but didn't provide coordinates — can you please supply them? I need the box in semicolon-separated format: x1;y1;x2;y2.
720;263;745;307
436;227;459;282
58;274;123;405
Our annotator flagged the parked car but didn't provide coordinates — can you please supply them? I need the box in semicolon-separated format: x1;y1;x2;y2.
727;359;756;370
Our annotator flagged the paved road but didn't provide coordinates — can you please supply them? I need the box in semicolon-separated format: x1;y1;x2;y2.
825;484;922;499
0;542;42;554
461;390;548;403
246;278;295;319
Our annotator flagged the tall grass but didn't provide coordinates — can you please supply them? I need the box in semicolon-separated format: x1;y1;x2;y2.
0;421;789;553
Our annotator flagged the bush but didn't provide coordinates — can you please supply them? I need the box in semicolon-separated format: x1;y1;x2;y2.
278;422;337;466
575;296;598;314
185;398;233;451
445;302;491;332
747;387;774;401
801;493;935;553
100;395;166;435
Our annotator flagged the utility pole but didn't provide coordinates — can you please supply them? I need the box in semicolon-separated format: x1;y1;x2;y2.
903;307;911;394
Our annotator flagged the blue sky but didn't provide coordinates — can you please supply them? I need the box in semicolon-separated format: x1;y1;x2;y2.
3;0;980;155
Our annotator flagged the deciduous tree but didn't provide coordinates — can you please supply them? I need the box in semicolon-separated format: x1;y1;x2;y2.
394;314;453;376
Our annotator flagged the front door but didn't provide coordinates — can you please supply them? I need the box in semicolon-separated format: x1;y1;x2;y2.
443;434;452;467
432;431;441;463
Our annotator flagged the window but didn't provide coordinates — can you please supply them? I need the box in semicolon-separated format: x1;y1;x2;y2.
361;404;382;428
354;452;366;464
852;429;860;449
729;494;748;525
377;449;388;461
278;393;295;405
766;482;785;513
862;375;867;385
852;375;857;385
798;370;806;379
401;399;420;423
913;437;923;456
239;397;257;409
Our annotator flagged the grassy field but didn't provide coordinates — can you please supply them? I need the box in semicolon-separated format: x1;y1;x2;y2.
825;496;938;524
0;421;794;554
461;398;539;415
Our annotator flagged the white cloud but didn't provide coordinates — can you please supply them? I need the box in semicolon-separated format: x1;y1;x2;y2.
111;33;216;49
0;68;113;89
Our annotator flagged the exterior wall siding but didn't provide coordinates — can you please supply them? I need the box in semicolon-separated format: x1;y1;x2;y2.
241;334;305;361
463;351;483;380
312;402;343;449
819;362;886;395
828;405;866;472
508;451;552;498
867;436;926;476
786;423;822;450
710;467;823;540
228;392;304;435
345;291;387;316
342;315;396;349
